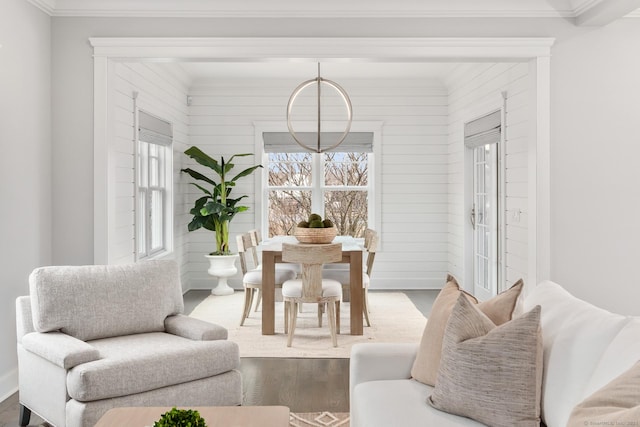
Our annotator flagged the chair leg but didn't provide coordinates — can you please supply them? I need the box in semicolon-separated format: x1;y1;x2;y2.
254;289;262;312
240;288;253;326
363;288;371;327
317;303;323;327
336;300;341;334
284;301;289;334
327;301;338;347
19;404;31;427
287;302;299;347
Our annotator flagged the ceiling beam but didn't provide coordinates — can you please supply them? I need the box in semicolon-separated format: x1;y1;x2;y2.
575;0;640;25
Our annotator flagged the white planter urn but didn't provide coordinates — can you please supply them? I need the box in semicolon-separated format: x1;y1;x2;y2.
205;254;239;296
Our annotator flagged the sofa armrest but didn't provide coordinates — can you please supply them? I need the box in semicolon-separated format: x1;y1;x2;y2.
21;332;100;369
349;343;419;404
165;314;228;341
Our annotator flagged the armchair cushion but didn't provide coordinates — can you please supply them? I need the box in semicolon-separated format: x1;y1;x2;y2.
21;332;100;369
165;314;228;340
29;260;184;341
67;332;240;401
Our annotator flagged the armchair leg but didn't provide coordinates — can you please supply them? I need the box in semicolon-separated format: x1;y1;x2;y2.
19;404;31;427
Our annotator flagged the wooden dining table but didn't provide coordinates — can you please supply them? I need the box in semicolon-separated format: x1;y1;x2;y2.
260;235;364;336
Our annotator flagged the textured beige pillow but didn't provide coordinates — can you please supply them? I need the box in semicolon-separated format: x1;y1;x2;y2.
428;295;543;427
567;361;640;427
410;275;523;386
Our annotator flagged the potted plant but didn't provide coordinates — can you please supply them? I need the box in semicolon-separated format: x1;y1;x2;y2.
153;407;207;427
181;146;262;295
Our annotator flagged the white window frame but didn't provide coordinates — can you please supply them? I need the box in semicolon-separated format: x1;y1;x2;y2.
254;121;382;241
135;109;174;261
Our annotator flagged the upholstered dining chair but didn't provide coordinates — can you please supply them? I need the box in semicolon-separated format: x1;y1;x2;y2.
237;233;297;326
281;243;343;347
247;228;299;312
323;230;378;327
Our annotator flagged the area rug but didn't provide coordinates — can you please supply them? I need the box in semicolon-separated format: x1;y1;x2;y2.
189;292;427;358
290;412;349;426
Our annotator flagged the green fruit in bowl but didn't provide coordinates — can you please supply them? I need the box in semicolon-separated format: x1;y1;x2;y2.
309;219;324;228
322;219;334;228
297;221;310;228
308;213;322;222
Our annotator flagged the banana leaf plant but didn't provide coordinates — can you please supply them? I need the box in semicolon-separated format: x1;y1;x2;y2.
181;146;262;255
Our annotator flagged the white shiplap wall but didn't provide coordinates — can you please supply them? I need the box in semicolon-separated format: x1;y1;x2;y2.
109;62;191;289
186;78;449;290
447;63;530;294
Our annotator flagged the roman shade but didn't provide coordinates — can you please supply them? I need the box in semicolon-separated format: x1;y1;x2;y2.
138;110;172;146
263;132;373;153
464;110;501;148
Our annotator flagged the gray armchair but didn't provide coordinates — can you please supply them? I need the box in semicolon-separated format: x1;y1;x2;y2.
16;260;242;427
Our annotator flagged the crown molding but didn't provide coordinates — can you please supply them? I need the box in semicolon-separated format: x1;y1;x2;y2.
33;0;578;18
28;0;638;20
26;0;56;15
88;37;556;61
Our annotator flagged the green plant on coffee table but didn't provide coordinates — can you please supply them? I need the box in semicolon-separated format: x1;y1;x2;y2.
153;407;207;427
297;213;334;229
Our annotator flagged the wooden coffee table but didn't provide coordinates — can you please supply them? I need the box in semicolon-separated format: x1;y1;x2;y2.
94;406;290;427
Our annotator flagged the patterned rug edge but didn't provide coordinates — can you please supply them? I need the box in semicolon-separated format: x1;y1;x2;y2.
290;411;350;427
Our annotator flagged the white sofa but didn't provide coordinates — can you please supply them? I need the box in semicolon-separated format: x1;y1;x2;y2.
350;281;640;427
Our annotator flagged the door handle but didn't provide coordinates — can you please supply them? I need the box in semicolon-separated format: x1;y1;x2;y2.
470;204;476;230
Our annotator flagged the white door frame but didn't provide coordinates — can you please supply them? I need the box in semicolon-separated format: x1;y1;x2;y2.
90;37;553;290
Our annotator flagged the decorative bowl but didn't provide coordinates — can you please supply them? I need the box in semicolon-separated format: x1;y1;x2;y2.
294;226;337;244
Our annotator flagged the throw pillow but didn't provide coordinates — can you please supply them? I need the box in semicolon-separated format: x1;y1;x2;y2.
428;295;543;427
567;360;640;427
410;275;523;386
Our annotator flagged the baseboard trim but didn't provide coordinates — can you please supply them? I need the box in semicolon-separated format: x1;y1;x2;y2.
0;367;18;404
183;277;445;293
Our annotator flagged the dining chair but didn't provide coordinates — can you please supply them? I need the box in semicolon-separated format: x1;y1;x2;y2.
247;229;299;312
237;233;297;326
322;230;378;327
281;243;343;347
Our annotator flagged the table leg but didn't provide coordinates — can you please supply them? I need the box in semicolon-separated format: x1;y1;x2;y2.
349;250;363;335
261;251;276;335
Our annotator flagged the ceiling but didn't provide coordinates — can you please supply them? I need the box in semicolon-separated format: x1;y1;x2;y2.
26;0;640;21
28;0;639;82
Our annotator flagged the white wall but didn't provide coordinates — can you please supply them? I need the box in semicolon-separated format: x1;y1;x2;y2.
109;62;191;287
0;0;51;401
550;19;640;316
49;16;582;269
447;63;530;294
186;78;449;290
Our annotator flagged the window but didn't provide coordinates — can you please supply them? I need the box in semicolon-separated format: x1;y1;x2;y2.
136;110;173;260
262;132;374;238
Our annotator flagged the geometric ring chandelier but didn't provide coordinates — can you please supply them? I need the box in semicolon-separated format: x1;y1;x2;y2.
286;63;353;153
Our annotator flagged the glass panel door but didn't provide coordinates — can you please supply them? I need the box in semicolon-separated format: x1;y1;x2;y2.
472;144;498;300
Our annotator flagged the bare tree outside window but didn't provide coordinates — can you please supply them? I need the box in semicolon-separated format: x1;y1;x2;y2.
267;152;369;238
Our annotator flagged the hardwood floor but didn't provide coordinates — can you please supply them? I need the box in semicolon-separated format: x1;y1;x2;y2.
0;289;437;425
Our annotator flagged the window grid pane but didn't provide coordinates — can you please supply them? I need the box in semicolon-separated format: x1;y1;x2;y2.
268;190;312;237
324;152;368;186
323;190;368;238
150;190;164;251
268;153;312;186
